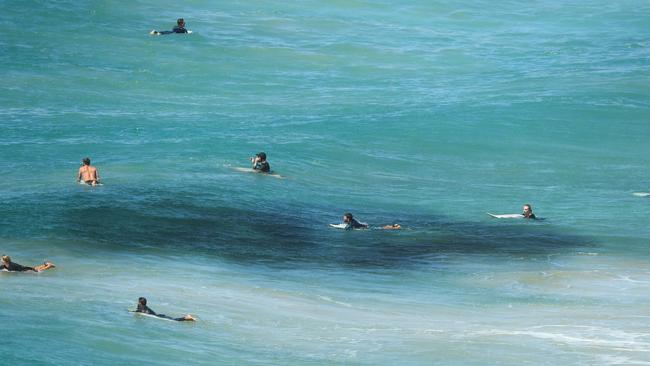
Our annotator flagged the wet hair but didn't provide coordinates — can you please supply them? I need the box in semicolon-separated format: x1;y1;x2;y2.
523;204;533;211
82;157;91;165
1;255;10;263
177;18;185;25
138;297;147;305
344;213;353;220
256;152;267;161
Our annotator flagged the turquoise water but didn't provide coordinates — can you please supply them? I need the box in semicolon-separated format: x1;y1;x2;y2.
2;0;650;364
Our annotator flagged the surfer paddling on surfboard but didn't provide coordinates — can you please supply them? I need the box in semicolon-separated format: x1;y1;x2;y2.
330;213;401;230
487;203;538;219
150;18;190;35
1;255;55;272
522;204;536;219
77;157;100;186
131;297;195;321
251;152;271;173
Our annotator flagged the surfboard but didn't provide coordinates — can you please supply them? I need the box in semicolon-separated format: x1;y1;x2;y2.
487;213;524;219
633;192;650;197
130;311;176;322
78;181;103;186
234;167;283;179
329;223;369;229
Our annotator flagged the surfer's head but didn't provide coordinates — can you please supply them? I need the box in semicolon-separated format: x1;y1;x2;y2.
177;18;185;27
256;152;267;161
82;157;91;166
138;297;147;306
523;204;533;214
343;213;353;222
1;255;10;264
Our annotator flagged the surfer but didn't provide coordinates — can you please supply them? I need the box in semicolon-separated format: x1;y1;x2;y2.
133;297;195;321
1;255;55;272
150;18;189;35
342;213;369;230
251;152;271;173
522;204;536;219
77;157;100;186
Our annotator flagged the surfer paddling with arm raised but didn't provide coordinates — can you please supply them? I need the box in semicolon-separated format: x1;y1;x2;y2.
251;152;271;173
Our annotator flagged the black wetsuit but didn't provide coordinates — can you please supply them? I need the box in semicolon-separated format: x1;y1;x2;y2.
1;262;35;272
156;26;188;35
345;218;368;230
253;161;271;173
523;213;536;219
136;304;190;321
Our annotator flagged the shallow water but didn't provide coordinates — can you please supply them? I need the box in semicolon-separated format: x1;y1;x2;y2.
1;0;650;365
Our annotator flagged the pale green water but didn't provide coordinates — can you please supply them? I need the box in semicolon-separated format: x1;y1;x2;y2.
1;0;650;365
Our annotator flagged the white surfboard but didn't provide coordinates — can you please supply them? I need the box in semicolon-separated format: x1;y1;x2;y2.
329;223;348;229
129;310;195;322
132;311;175;321
487;213;524;219
633;192;650;197
329;223;368;229
234;167;283;179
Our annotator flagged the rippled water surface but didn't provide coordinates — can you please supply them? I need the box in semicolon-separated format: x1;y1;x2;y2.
1;0;649;365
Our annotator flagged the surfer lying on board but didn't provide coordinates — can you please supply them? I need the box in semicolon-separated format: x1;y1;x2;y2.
1;255;55;272
339;213;400;230
132;297;196;321
150;18;189;35
522;204;536;219
343;213;369;230
251;152;271;173
77;157;100;186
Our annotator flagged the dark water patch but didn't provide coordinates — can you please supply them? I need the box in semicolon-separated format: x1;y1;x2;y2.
1;188;594;270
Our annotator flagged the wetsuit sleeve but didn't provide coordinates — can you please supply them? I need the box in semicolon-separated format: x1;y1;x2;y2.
8;262;35;272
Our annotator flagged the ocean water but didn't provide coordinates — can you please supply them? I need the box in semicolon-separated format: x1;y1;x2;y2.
1;0;650;364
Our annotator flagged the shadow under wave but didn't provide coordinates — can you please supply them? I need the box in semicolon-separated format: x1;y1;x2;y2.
54;195;594;269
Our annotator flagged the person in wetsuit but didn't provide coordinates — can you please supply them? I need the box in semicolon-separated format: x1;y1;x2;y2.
343;213;368;230
1;255;55;272
77;157;100;186
151;18;189;35
522;204;536;219
133;297;195;321
251;152;271;173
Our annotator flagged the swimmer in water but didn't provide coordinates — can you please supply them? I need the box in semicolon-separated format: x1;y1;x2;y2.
132;297;195;321
1;255;55;272
151;18;189;35
342;213;369;230
77;157;100;186
522;204;536;219
251;152;271;173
